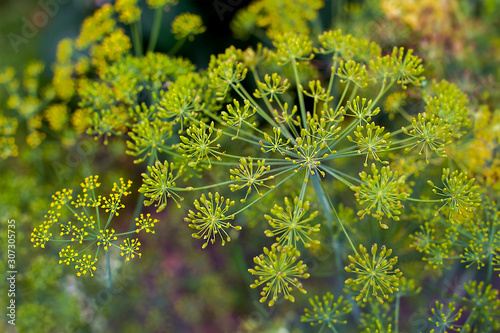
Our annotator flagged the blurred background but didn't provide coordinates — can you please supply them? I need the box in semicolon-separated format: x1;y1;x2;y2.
0;0;499;332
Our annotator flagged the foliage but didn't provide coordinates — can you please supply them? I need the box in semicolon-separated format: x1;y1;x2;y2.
1;0;499;332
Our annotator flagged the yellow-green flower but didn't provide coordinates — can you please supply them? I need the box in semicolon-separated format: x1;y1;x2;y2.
171;13;206;41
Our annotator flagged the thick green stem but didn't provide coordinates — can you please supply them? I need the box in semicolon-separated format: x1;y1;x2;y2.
147;8;163;53
311;173;357;254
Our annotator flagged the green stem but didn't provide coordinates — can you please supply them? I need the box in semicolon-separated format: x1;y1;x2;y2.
92;187;101;231
129;154;156;229
106;250;112;289
251;69;275;115
231;84;284;136
327;57;338;97
147;8;163;53
368;79;396;112
172;180;234;192
232;169;298;216
334;81;350;114
320;165;355;187
486;252;493;286
291;60;308;131
406;197;442;203
332;0;342;29
347;85;359;103
394;294;401;333
131;20;143;57
311;173;357;254
168;38;186;56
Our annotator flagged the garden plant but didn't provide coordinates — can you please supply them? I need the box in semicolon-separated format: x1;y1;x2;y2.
1;0;499;332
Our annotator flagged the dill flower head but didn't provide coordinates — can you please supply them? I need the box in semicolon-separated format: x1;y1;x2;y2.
461;280;500;331
351;163;409;228
264;196;320;248
32;175;150;277
146;0;177;9
185;192;240;249
427;168;481;218
345;243;403;304
301;292;352;330
171;13;206;41
75;4;116;50
120;238;142;261
139;160;185;211
75;254;98;277
428;301;463;333
233;0;323;38
272;32;313;65
249;244;309;306
115;0;141;24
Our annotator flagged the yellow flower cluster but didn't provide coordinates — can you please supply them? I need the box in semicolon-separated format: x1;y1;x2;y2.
115;0;141;24
120;238;142;261
233;0;324;38
96;229;117;250
59;245;79;265
0;137;18;159
75;254;98;277
44;104;68;131
76;4;116;50
135;213;158;234
71;108;92;134
171;13;206;41
450;106;500;190
81;175;101;192
52;38;75;100
381;0;453;34
146;0;177;10
32;175;150;277
50;188;73;209
90;29;132;71
0;114;18;159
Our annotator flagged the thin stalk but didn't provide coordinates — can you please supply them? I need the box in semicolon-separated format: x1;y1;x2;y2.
368;79;396;112
320;165;355;187
347;85;359;103
147;8;163;53
106;250;112;289
312;173;357;254
231;84;282;132
168;38;186;56
299;169;310;199
232;169;298;216
291;60;308;131
172;180;234;192
251;69;275;114
91;187;101;231
131;20;143;57
334;81;350;114
327;57;338;97
394;294;401;333
486;252;493;286
129;154;156;229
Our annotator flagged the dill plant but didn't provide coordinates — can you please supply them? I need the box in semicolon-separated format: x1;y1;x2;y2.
0;0;497;331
